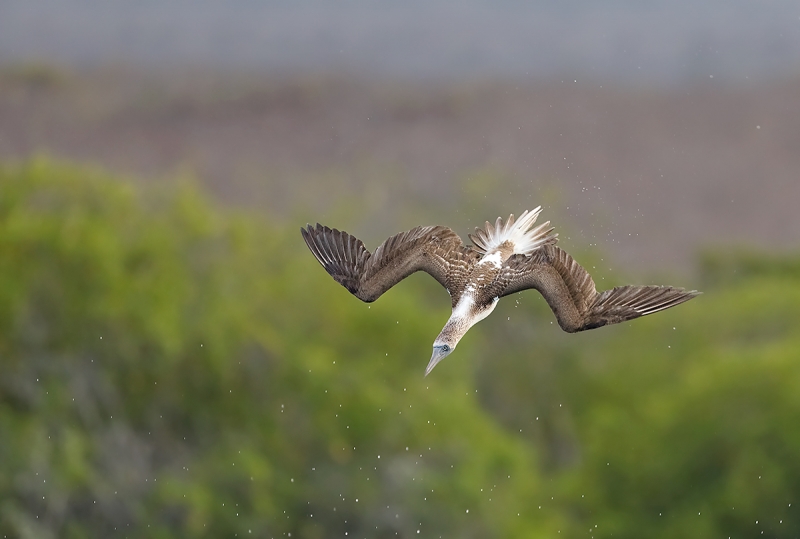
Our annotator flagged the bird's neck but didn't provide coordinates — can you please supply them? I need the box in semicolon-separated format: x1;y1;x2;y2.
436;294;499;345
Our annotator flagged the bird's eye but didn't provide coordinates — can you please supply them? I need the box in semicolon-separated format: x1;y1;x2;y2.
441;345;450;352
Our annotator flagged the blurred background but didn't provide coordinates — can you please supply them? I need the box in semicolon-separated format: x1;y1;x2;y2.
1;1;799;537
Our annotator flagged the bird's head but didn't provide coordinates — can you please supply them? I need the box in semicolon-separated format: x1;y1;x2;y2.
425;296;500;376
426;339;457;376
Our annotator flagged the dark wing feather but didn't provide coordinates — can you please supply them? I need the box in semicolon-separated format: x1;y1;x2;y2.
301;223;479;304
498;245;699;332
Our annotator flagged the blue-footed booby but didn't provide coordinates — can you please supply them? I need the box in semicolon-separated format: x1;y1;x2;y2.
301;207;699;375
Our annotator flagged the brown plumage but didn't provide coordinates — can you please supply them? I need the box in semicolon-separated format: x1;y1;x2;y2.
301;208;700;375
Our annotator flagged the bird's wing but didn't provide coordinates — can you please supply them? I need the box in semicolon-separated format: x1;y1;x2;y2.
301;224;479;304
497;245;699;332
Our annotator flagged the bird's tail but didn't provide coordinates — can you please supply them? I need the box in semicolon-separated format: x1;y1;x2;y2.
469;207;558;256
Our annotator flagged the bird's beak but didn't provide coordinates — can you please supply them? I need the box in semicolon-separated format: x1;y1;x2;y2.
425;347;449;377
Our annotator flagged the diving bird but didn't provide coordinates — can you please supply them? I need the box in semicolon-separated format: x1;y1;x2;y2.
301;207;699;376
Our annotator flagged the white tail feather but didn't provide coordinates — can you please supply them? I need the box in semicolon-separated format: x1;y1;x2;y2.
468;207;558;256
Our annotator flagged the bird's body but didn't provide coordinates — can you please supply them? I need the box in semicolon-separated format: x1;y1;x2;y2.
301;207;699;375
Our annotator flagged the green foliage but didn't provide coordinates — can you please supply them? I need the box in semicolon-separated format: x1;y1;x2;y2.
555;275;800;538
0;159;554;538
700;249;800;287
1;158;799;538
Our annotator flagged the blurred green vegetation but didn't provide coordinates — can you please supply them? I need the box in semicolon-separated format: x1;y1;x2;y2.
1;159;798;538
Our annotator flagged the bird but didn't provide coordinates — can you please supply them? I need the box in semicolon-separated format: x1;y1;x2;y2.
301;207;699;376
